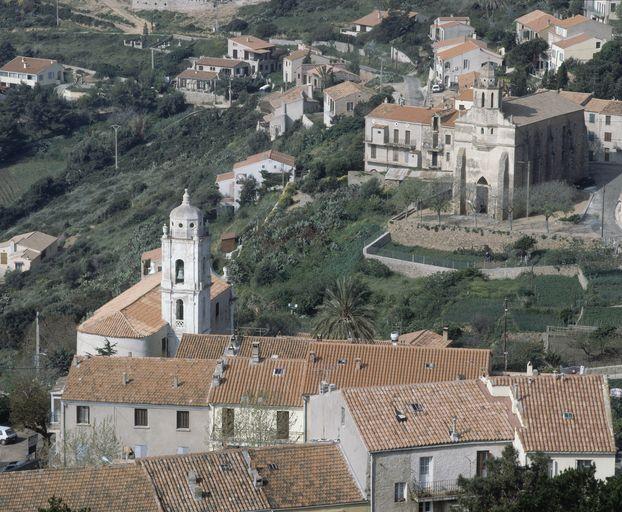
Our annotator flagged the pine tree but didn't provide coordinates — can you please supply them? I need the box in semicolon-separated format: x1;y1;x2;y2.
95;339;117;356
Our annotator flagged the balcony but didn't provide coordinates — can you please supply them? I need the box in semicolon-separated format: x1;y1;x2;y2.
411;479;461;501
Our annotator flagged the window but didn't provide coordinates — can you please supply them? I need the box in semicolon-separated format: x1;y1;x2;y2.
176;411;190;430
605;148;610;162
394;482;407;502
481;92;485;108
177;446;189;454
589;113;595;123
346;101;354;112
463;59;469;70
445;134;451;145
476;450;490;477
76;406;90;425
175;259;184;283
419;456;432;484
490;92;494;108
446;152;451;162
215;302;220;319
370;145;376;159
273;368;284;376
418;503;431;512
222;408;235;438
405;130;411;145
161;338;168;357
577;459;593;470
606;115;611;125
605;132;612;142
176;299;184;321
548;460;558;477
393;149;399;162
15;262;23;272
276;411;289;439
393;129;399;143
596;41;601;49
134;444;148;458
134;408;148;427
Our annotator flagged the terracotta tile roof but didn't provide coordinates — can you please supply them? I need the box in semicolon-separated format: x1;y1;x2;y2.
437;40;497;61
233;150;295;170
493;374;616;454
251;443;366;509
0;464;159;512
558;90;593;106
432;35;479;49
139;450;271;512
176;69;218;81
398;329;451;348
324;80;373;101
441;109;461;127
196;56;246;68
63;356;215;407
353;9;417;27
456;87;474;101
458;70;480;89
10;231;58;252
230;35;274;51
303;342;490;395
216;171;235;182
367;103;440;124
435;16;470;23
342;380;514;452
177;334;313;360
284;49;309;61
78;272;231;339
209;356;307;407
552;32;594;49
602;100;622;116
516;10;559;32
554;14;588;28
0;56;59;74
140;247;161;262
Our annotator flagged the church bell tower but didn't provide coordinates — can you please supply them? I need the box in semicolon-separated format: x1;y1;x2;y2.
161;189;212;347
473;62;501;110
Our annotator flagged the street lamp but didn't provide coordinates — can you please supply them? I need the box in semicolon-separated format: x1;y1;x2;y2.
111;125;121;170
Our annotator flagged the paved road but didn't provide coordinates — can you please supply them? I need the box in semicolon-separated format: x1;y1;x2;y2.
584;164;622;241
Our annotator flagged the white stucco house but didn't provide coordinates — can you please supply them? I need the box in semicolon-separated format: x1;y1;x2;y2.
350;9;417;34
227;35;279;75
324;81;373;126
76;190;234;358
429;17;474;41
585;98;622;165
433;38;502;88
257;85;319;140
0;231;58;277
215;149;296;208
0;56;64;89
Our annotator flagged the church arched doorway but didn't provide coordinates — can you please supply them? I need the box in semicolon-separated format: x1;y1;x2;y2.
475;177;489;214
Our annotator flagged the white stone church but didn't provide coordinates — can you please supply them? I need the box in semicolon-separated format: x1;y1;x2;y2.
76;190;234;358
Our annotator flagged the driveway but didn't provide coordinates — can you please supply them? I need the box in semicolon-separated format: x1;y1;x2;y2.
0;429;35;465
583;164;622;241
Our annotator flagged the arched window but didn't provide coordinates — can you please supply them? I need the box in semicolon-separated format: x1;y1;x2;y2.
176;299;184;320
175;259;184;284
490;93;494;108
481;92;485;108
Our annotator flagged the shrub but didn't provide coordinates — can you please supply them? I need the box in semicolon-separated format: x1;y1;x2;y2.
358;258;392;278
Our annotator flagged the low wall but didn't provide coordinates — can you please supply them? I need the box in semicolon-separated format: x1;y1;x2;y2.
364;232;589;288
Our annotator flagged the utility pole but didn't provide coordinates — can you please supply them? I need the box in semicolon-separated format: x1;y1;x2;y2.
526;160;531;218
56;0;59;27
35;311;40;374
503;298;509;372
111;125;121;170
151;48;155;71
380;59;384;84
601;185;606;238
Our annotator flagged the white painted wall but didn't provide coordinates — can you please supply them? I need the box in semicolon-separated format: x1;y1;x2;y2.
76;327;169;358
0;62;63;88
232;158;295;205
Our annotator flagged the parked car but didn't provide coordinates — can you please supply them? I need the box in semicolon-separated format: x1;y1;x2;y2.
0;426;17;445
0;459;38;473
431;83;444;93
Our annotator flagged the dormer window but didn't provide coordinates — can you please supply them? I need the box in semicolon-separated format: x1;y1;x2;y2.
425;362;435;369
563;411;574;420
273;368;284;376
338;358;347;365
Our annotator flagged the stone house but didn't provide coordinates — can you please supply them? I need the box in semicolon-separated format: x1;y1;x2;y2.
258;85;319;140
0;443;368;512
227;36;279;75
0;56;64;89
429;16;474;41
307;374;616;512
283;49;308;83
76;191;234;358
584;0;620;24
323;81;373;126
174;68;218;94
433;38;502;88
351;10;418;34
515;9;560;44
364;102;459;177
297;63;361;92
216;149;296;207
192;56;250;78
585;98;622;164
0;231;58;276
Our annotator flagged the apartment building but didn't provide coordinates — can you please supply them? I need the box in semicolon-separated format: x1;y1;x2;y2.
585;98;622;164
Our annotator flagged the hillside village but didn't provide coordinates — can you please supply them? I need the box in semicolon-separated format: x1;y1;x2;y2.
1;0;622;511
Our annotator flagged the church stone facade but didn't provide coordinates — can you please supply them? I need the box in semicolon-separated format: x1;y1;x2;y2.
453;65;587;219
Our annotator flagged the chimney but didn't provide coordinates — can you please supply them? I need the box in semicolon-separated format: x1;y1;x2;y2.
526;361;533;376
390;332;399;346
449;416;460;442
187;470;204;500
251;469;264;489
579;365;585;375
443;327;449;342
309;351;317;363
122;372;129;385
251;341;260;363
512;383;519;400
355;357;362;370
172;375;179;388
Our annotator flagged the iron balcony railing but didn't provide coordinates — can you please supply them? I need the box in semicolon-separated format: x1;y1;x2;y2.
412;479;461;499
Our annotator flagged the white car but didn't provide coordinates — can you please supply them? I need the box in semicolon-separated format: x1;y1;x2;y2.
431;83;444;93
0;426;17;445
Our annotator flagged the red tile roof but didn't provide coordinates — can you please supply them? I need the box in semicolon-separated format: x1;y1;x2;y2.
552;32;594;49
233;150;296;170
229;35;274;51
176;69;218;81
177;334;313;360
353;9;417;28
516;10;559;33
398;329;451;348
0;56;59;74
196;56;246;68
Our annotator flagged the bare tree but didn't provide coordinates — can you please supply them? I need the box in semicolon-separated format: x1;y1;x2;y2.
210;391;299;448
49;417;122;468
527;181;575;233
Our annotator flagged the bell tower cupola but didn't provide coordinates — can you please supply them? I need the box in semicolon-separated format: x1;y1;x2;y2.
474;63;501;110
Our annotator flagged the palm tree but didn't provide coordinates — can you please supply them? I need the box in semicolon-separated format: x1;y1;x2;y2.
313;277;376;342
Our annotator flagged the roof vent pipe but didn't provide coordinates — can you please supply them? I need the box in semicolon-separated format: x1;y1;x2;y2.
122;372;129;385
390;332;399;346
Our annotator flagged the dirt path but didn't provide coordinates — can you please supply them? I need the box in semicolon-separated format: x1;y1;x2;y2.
99;0;149;34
